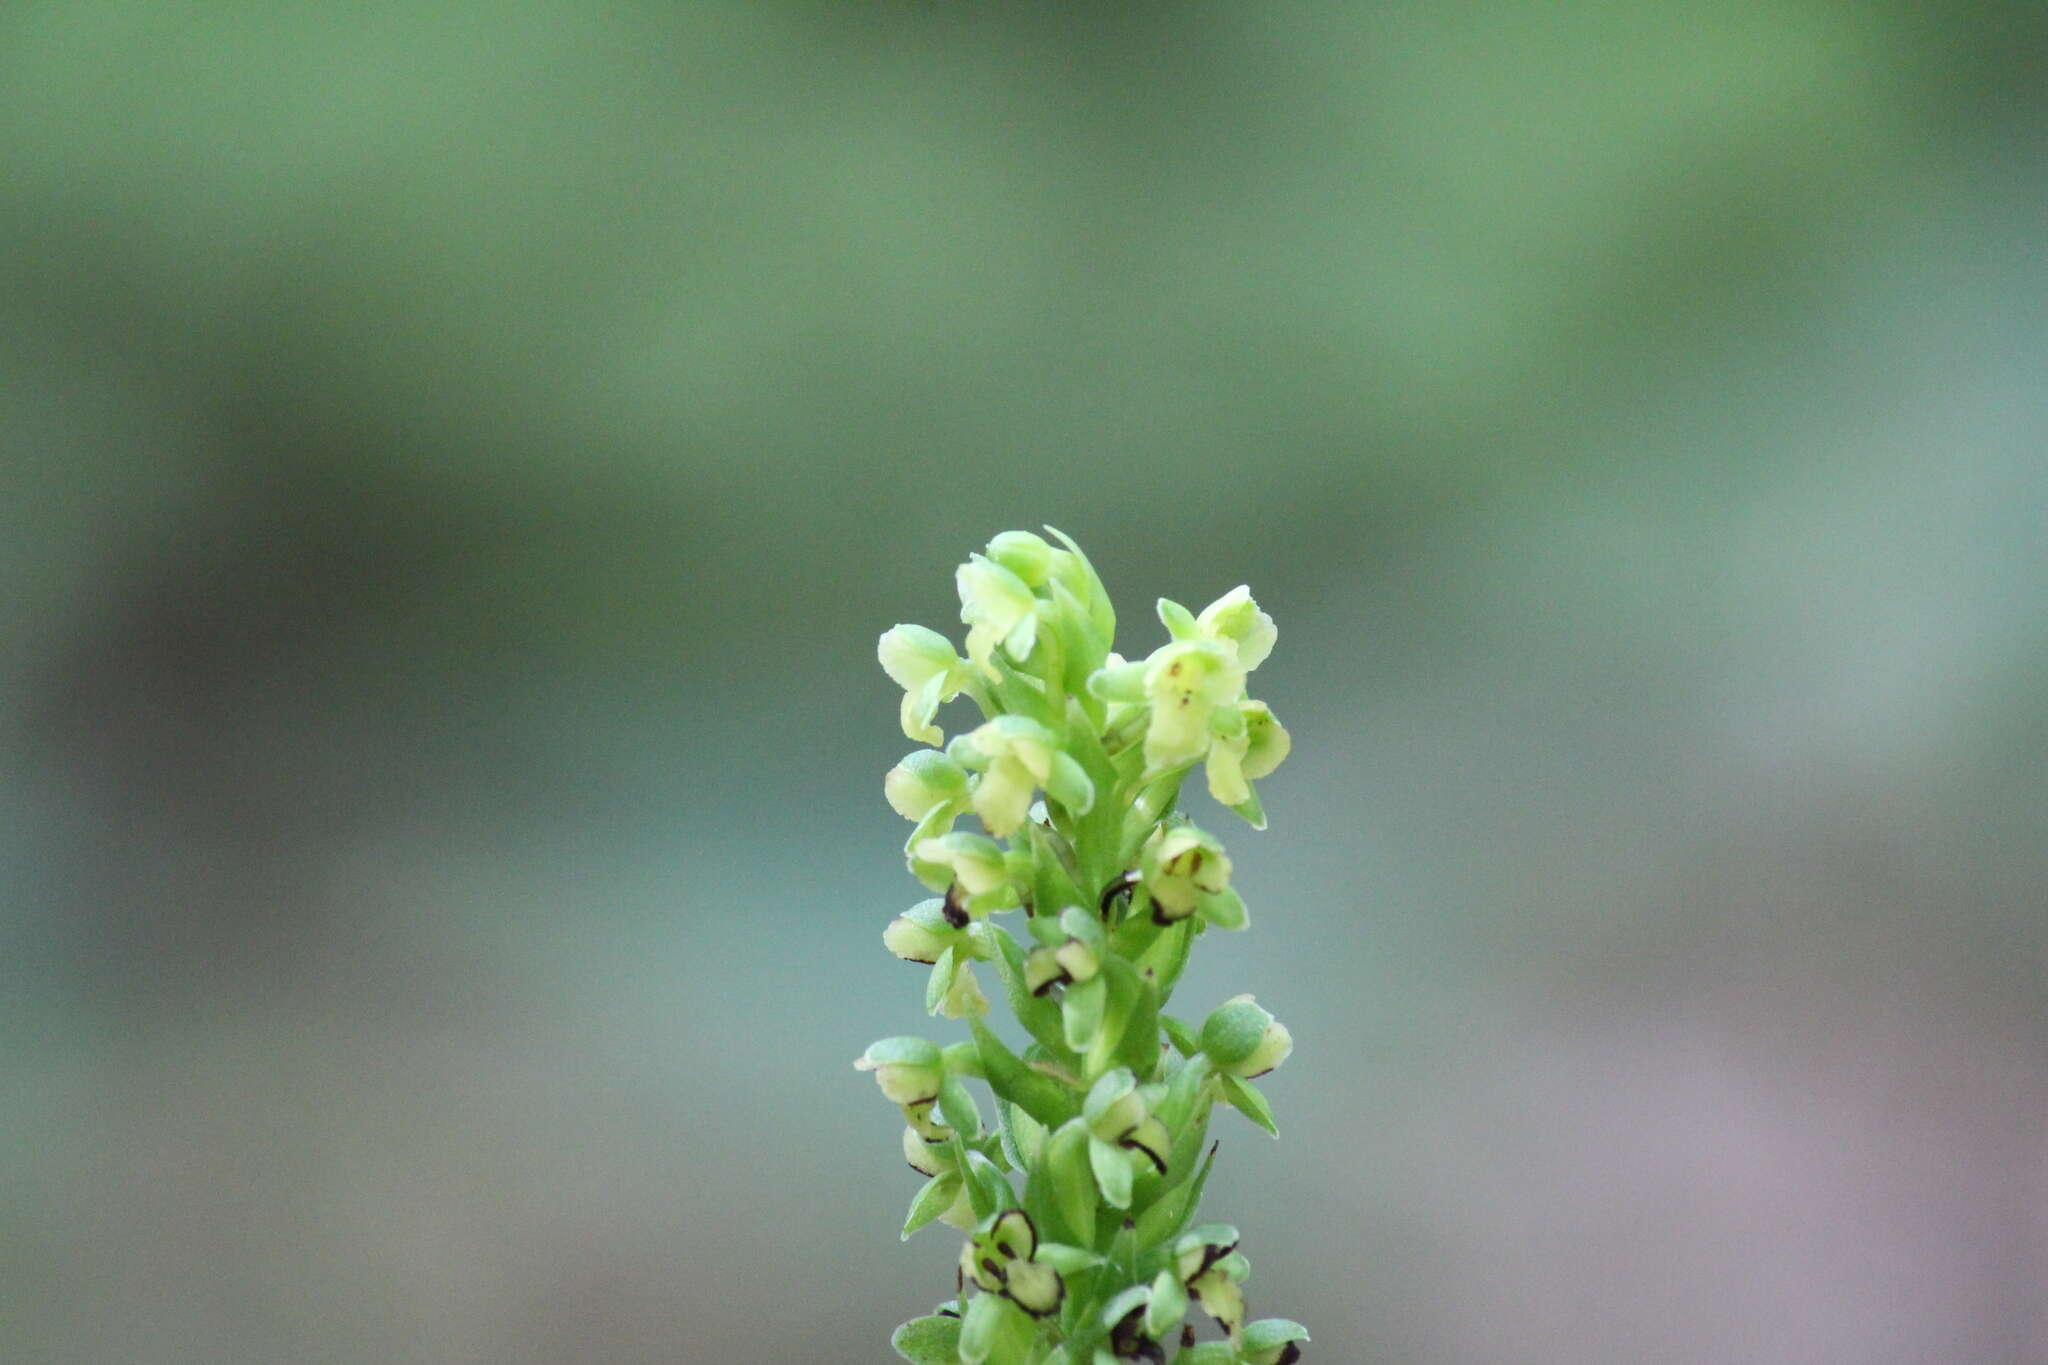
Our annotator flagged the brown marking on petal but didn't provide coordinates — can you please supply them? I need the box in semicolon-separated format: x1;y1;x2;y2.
1119;1131;1169;1175
941;888;969;928
1099;869;1139;917
1276;1344;1302;1364
1030;970;1070;998
1181;1324;1197;1348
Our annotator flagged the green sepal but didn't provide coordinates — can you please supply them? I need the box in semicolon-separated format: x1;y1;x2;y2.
906;801;961;890
1160;1014;1200;1058
1180;1343;1237;1365
997;1099;1046;1171
1062;975;1106;1051
1144;1269;1188;1338
1045;750;1095;816
903;1174;963;1240
942;1040;986;1078
1048;579;1109;697
1099;1284;1150;1332
1087;1135;1133;1209
1229;782;1268;831
987;928;1066;1051
1218;1073;1278;1136
1086;659;1149;703
1056;905;1105;954
863;1036;943;1069
1043;526;1116;644
939;1073;984;1141
926;946;960;1015
1156;597;1199;640
1200;998;1272;1069
1196;885;1248;931
1153;1054;1213;1135
962;1148;1014;1219
1043;1120;1098;1246
891;1313;964;1365
969;1017;1079;1128
1034;1241;1103;1275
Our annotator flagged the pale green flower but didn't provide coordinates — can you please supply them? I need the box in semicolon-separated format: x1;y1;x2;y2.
885;748;971;823
1201;994;1292;1078
1140;638;1245;772
853;1037;944;1106
878;624;975;745
956;553;1040;681
1195;584;1277;672
1142;824;1232;923
913;831;1014;906
1203;699;1292;807
953;716;1094;837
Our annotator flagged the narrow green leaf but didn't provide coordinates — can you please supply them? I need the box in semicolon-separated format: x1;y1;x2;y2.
925;946;959;1016
963;1149;1014;1218
1219;1073;1278;1137
903;1175;962;1240
1044;1120;1098;1246
938;1073;983;1141
1159;1014;1199;1058
969;1017;1078;1129
1111;966;1161;1078
1156;596;1199;640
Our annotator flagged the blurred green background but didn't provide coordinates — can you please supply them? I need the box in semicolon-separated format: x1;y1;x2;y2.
4;3;2044;1362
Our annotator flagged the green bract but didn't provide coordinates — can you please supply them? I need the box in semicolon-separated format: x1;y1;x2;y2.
860;530;1306;1365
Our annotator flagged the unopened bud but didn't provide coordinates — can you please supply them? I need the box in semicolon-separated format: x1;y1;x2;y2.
854;1037;944;1106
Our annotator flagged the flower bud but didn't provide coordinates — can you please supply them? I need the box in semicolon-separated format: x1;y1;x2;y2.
986;530;1059;587
854;1036;944;1106
957;554;1040;680
879;624;972;745
1194;585;1276;672
958;716;1051;836
885;748;970;822
934;960;990;1019
1201;995;1292;1079
883;898;966;964
1082;1068;1147;1143
902;1124;949;1178
1142;824;1232;923
915;832;1012;902
1241;1319;1311;1365
1204;699;1291;808
1171;1224;1240;1285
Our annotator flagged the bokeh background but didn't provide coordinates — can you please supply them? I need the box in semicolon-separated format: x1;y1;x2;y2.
4;3;2045;1362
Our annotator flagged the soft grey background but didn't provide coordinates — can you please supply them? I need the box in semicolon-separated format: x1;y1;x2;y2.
4;3;2044;1362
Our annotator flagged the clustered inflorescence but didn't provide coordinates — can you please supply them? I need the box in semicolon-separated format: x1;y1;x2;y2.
858;529;1310;1365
